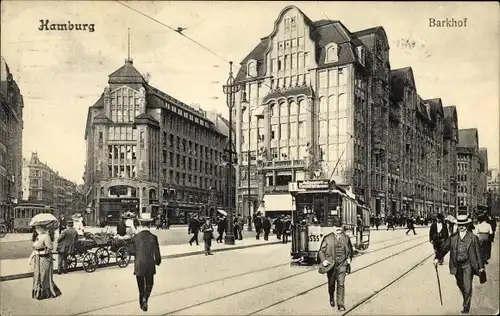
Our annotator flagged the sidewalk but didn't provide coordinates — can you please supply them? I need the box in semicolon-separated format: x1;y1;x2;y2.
0;236;281;281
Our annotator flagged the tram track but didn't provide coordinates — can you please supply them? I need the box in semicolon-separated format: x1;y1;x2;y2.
341;252;434;316
71;234;421;315
162;237;429;315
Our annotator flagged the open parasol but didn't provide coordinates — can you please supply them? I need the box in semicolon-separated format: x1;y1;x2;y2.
122;211;136;219
29;213;59;227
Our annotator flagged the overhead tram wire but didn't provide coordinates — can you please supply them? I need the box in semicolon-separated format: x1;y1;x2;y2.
114;0;335;126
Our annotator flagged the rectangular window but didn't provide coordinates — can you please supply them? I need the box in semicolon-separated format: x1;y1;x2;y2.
280;123;288;140
290;122;297;139
271;125;277;140
304;53;309;67
298;121;306;139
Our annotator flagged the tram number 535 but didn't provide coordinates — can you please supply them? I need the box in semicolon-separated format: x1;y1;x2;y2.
309;234;321;242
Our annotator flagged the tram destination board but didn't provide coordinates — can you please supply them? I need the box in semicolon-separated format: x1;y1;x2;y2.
289;180;331;192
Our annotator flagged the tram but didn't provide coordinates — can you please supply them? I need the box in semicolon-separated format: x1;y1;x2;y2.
289;179;371;266
13;203;60;232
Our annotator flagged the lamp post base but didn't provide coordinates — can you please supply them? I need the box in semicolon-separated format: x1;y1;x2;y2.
224;234;236;245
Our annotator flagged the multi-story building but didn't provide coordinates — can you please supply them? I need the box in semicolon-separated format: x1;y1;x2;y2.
487;168;500;216
84;58;228;225
0;56;24;221
478;148;488;209
443;106;459;214
233;5;392;217
457;128;481;216
21;152;78;215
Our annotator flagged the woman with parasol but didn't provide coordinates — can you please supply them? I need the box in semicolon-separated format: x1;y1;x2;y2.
28;213;62;300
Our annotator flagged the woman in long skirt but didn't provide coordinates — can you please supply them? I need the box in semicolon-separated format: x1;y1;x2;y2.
475;214;494;264
30;225;62;300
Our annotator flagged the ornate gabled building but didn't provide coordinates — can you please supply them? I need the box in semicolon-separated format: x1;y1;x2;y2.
0;56;24;221
84;58;228;225
457;128;481;215
232;5;391;217
21;152;78;215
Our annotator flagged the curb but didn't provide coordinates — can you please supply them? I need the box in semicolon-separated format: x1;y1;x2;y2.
0;240;282;282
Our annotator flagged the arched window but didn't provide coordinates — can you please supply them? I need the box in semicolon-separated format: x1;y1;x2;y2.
149;188;157;200
326;43;338;63
290;101;297;115
298;99;306;114
319;97;327;113
247;61;257;77
328;95;336;112
280;102;288;117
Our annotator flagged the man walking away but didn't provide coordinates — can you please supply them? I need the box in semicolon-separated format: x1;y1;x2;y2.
274;216;283;240
434;215;484;314
375;216;380;231
474;214;493;264
188;215;200;246
318;217;353;311
254;213;263;240
201;217;214;255
282;216;291;244
216;216;225;243
429;214;449;265
57;220;78;274
405;217;417;235
129;213;161;312
356;215;363;243
263;216;271;241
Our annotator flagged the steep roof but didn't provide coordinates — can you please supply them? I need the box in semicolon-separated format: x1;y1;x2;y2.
458;128;479;148
479;148;488;172
390;67;415;101
108;59;145;84
425;98;444;122
443;106;458;140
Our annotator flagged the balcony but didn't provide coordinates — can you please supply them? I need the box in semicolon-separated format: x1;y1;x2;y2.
264;185;290;194
257;159;305;170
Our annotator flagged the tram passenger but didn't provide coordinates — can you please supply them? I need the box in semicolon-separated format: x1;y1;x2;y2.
318;217;353;311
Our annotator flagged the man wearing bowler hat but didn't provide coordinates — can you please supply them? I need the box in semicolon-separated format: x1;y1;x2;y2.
318;216;353;311
434;214;484;314
129;213;162;312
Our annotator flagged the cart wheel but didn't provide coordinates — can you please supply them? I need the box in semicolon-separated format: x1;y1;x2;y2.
67;254;77;269
82;252;98;273
95;247;110;266
0;224;7;238
116;247;130;268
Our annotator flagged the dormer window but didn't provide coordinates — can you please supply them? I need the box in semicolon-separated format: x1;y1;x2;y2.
325;43;338;63
357;46;365;66
247;60;257;78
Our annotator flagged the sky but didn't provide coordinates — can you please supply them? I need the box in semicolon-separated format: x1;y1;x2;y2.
1;1;498;184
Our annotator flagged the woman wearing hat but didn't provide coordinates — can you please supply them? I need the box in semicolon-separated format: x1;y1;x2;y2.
434;215;485;314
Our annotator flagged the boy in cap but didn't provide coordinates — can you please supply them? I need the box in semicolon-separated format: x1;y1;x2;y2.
318;216;353;311
129;213;161;312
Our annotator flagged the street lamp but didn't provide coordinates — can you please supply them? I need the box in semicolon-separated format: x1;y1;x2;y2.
240;94;253;232
222;61;241;245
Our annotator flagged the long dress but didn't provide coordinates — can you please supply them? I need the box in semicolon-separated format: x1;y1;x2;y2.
31;233;62;300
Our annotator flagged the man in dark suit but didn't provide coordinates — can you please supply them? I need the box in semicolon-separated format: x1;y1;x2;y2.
318;217;353;311
57;220;78;274
129;213;162;312
254;213;262;240
434;215;485;314
188;215;200;246
262;216;271;241
429;213;449;265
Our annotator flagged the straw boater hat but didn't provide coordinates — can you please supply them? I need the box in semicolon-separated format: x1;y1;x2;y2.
456;214;472;225
137;213;154;223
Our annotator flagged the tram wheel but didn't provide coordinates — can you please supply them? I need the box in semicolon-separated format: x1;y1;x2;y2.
116;246;130;268
67;254;77;269
95;247;110;266
82;252;98;273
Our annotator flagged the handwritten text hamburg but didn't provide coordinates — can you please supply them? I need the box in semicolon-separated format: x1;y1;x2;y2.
39;19;95;32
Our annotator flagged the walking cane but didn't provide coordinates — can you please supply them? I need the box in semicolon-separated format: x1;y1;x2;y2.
434;264;443;306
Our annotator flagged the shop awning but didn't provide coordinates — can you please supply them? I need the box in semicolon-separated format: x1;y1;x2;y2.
263;194;293;212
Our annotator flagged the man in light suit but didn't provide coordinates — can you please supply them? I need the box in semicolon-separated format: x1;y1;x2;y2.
129;213;162;312
434;215;484;314
318;217;353;311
